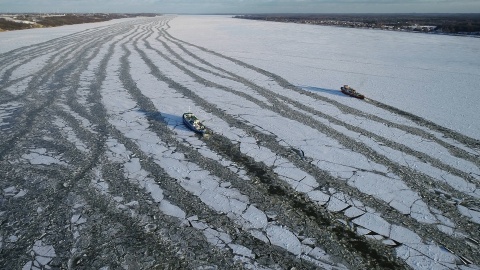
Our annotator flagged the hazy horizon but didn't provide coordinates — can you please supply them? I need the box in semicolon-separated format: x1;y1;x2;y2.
1;0;479;14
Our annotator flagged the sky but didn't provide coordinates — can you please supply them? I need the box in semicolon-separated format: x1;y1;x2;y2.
1;0;479;14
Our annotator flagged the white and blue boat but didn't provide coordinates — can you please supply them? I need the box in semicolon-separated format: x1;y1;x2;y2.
183;112;206;134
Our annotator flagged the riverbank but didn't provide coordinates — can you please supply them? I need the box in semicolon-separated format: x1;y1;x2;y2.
0;13;158;32
234;13;480;36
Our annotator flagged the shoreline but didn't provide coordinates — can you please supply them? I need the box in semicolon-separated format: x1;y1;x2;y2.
234;13;480;37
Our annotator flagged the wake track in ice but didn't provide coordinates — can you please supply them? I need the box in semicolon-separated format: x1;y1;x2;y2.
0;16;478;270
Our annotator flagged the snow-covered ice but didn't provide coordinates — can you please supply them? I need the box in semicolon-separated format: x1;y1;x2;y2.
1;15;479;270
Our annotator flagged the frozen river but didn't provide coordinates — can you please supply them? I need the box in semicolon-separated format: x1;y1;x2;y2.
0;15;479;269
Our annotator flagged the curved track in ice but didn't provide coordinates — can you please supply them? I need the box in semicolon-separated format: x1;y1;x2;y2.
0;16;479;270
